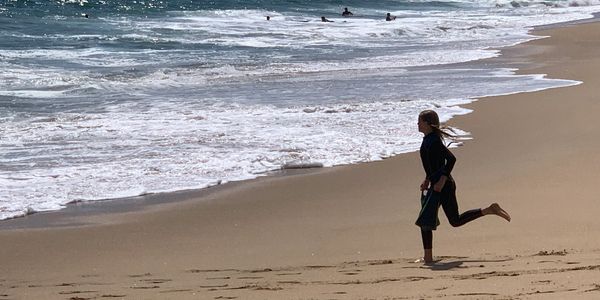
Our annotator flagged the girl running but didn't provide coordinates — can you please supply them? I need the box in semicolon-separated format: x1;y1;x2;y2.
416;110;511;263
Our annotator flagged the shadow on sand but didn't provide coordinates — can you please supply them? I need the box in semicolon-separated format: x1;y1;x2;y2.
422;258;513;271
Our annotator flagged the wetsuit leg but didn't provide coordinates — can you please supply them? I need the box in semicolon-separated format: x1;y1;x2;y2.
421;229;432;249
441;180;482;227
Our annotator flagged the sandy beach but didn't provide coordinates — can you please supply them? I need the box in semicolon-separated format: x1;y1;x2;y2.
2;20;600;299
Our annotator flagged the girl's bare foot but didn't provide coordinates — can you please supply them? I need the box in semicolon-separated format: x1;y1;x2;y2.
414;257;439;265
487;203;511;222
413;249;434;264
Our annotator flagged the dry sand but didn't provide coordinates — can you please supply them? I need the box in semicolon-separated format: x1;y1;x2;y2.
2;20;600;299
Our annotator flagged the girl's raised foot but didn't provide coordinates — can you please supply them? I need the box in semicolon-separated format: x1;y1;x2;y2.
489;203;511;222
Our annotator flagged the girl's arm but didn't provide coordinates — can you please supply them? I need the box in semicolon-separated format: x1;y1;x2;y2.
439;142;456;177
431;140;455;192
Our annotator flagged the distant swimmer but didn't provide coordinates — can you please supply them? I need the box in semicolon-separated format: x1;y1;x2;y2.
266;16;271;21
341;7;353;17
321;16;334;22
386;12;397;21
82;13;89;18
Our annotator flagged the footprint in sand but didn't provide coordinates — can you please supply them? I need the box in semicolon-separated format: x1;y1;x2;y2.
58;290;98;295
368;259;394;265
187;268;238;273
304;265;335;270
532;280;552;284
56;282;76;287
585;284;600;292
128;273;152;278
130;285;160;289
222;284;282;291
276;280;301;284
535;250;568;256
158;289;193;293
249;268;273;273
455;292;499;296
207;276;231;280
406;276;432;282
236;276;263;279
337;268;362;275
140;278;172;284
199;284;229;289
580;283;600;293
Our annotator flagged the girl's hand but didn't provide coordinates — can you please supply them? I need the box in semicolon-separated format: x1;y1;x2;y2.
433;176;447;192
420;179;430;191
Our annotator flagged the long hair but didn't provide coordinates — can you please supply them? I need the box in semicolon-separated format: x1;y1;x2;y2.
419;110;455;140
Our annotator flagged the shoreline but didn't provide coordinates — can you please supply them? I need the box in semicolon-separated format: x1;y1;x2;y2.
0;16;593;230
0;166;322;229
3;17;600;299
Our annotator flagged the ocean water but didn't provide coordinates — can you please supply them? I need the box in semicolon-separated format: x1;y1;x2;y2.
1;0;598;220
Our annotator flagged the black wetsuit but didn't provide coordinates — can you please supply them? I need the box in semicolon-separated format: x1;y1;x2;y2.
416;132;482;249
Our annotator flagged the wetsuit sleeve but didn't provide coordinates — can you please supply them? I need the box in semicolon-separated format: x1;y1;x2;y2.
438;141;455;177
427;138;456;183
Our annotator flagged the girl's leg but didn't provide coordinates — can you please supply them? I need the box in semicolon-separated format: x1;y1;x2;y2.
421;229;433;263
441;181;483;227
442;180;511;224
